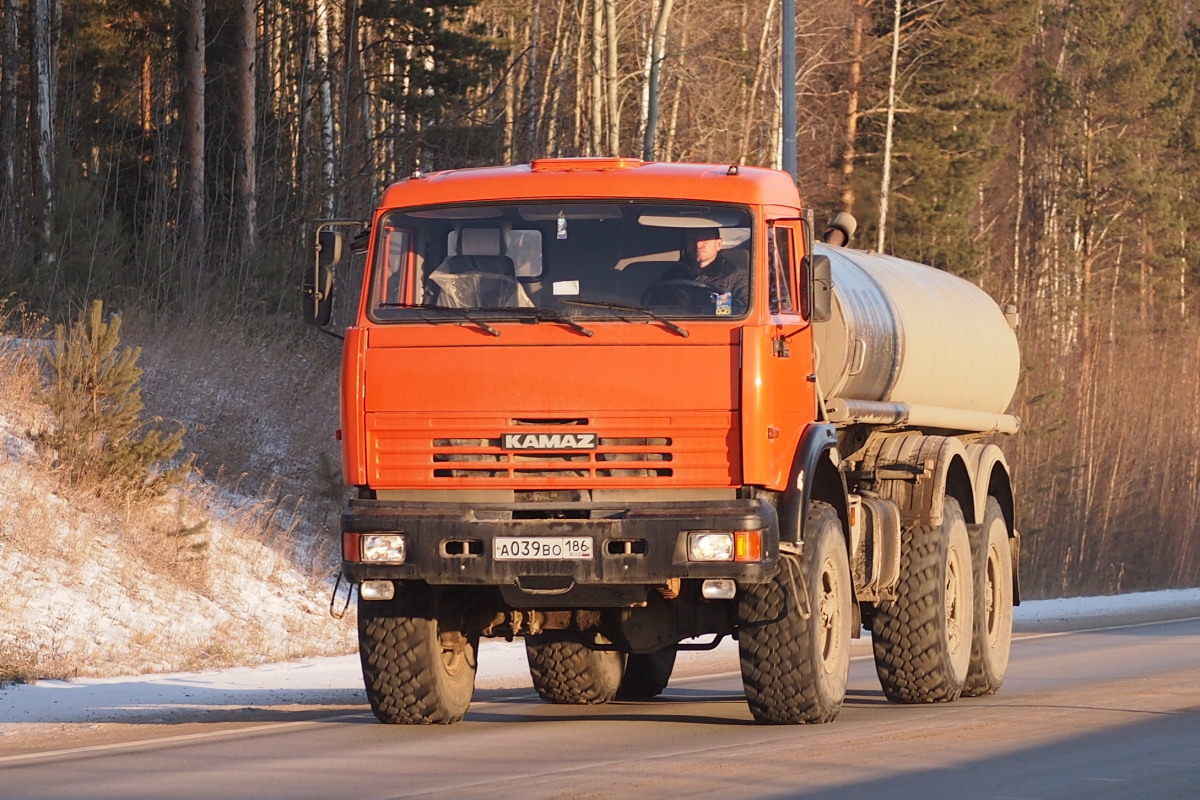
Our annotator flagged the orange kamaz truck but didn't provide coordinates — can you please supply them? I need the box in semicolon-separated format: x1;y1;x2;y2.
305;158;1021;725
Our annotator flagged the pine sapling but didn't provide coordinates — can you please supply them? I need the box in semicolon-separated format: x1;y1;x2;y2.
32;299;193;499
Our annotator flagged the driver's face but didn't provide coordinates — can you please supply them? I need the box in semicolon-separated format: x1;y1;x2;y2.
688;234;722;268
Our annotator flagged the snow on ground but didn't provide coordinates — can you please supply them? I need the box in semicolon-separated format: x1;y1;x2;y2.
0;403;355;681
3;588;1199;727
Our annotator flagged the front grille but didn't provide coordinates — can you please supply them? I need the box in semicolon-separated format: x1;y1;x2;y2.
431;436;673;479
368;413;737;486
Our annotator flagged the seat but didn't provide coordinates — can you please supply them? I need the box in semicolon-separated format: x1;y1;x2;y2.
429;227;529;308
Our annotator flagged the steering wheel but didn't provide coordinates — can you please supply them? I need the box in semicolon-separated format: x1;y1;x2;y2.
641;279;716;307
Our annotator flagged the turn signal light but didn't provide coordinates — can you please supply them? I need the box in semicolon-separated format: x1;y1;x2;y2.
734;530;762;562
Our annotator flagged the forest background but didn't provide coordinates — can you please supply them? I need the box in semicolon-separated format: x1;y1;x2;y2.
1;0;1199;601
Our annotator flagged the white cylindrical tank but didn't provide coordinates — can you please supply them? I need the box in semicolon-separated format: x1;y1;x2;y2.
812;244;1020;425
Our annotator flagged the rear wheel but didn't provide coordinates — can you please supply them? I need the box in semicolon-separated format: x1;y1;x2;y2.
617;647;678;699
526;634;626;705
872;496;973;703
963;497;1014;696
358;585;478;724
738;501;852;724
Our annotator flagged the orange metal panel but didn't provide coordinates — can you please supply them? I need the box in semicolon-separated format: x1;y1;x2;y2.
740;328;774;487
340;327;368;485
739;323;819;491
379;162;801;214
363;342;738;414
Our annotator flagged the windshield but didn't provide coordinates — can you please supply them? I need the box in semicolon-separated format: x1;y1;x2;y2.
367;202;753;322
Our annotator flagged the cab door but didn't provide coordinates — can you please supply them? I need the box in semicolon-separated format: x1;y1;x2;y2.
761;218;819;488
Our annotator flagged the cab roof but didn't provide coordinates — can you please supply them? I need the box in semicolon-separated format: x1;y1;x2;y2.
377;159;803;210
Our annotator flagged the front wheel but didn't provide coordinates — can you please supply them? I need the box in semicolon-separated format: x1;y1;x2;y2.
358;585;478;724
738;501;852;724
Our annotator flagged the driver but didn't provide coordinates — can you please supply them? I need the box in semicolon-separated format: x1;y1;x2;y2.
650;227;749;314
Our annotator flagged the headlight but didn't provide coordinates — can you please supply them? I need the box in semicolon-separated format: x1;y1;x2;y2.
689;532;734;561
687;531;764;562
361;533;406;563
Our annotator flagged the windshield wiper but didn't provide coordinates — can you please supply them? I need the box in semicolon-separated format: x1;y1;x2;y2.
402;305;594;338
520;309;594;337
559;300;689;338
406;304;500;337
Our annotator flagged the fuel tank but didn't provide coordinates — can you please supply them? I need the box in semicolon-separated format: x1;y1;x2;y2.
811;244;1019;431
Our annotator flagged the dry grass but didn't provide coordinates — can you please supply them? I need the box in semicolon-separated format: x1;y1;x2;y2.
0;304;356;684
0;298;51;437
0;619;78;685
122;312;346;517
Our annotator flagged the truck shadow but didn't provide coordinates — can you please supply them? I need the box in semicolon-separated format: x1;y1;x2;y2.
461;684;891;726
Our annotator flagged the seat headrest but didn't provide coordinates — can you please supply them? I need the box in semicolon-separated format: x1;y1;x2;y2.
459;228;503;256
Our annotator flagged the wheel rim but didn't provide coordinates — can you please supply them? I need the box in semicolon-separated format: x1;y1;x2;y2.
945;544;968;659
984;542;1001;644
438;629;471;678
818;556;844;673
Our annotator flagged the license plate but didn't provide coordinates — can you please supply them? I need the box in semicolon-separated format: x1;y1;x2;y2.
494;536;594;560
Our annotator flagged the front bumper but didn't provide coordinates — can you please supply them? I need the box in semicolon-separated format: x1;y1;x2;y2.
340;497;780;590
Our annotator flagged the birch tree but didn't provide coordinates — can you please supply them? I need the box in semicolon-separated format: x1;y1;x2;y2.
589;0;603;154
604;0;619;155
641;0;673;160
839;0;870;214
315;0;336;215
875;0;899;253
32;0;57;266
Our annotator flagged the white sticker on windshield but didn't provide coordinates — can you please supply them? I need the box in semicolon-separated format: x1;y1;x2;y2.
552;281;581;296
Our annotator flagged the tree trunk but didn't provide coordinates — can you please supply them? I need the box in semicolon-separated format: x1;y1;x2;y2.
737;0;777;165
604;0;618;155
315;0;336;214
538;0;568;157
571;0;586;154
876;0;901;253
504;43;517;160
1011;118;1025;305
180;0;206;275
341;0;370;208
589;0;602;155
641;0;674;161
236;0;258;259
839;0;867;213
1;0;19;201
32;0;56;267
527;8;539;158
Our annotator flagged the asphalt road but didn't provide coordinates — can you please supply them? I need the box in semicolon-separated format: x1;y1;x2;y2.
2;616;1199;800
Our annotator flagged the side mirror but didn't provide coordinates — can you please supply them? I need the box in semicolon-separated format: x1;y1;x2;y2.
304;229;342;327
303;262;334;327
317;229;344;267
809;254;833;323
